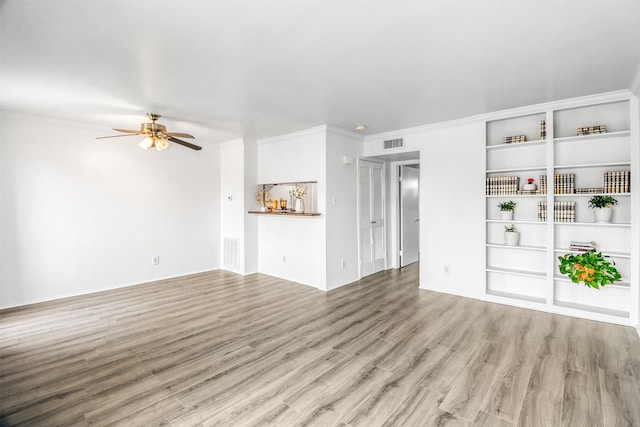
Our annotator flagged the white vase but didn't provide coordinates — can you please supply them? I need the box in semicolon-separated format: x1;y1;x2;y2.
593;207;612;223
523;183;537;191
501;211;514;220
294;198;305;213
504;231;520;246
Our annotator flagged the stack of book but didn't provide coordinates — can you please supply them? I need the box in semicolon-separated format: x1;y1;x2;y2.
540;120;546;140
537;201;576;222
577;125;606;136
569;241;596;252
576;187;604;194
554;173;575;194
502;135;526;144
537;201;547;222
603;170;630;193
517;189;541;195
539;175;547;194
486;176;519;195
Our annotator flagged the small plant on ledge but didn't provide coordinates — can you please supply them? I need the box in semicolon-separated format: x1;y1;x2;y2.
558;250;621;289
498;201;517;211
588;195;618;209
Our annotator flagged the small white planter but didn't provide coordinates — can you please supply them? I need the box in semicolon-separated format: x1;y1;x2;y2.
501;211;514;220
593;207;613;223
522;183;537;191
504;231;520;246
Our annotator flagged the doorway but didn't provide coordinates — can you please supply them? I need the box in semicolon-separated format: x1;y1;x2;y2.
399;164;420;267
359;160;386;277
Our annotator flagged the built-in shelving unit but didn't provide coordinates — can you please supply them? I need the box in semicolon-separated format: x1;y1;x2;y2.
484;96;638;325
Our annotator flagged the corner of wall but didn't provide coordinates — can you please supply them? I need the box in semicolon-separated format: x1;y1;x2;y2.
631;61;640;98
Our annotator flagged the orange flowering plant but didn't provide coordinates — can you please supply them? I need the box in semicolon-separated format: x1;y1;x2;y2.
558;250;621;289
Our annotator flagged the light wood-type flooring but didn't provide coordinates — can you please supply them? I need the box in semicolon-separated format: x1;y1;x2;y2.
2;264;640;426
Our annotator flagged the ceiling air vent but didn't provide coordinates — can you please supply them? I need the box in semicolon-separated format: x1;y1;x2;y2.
383;138;403;149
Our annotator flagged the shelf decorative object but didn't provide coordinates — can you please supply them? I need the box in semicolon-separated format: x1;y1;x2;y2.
522;177;537;191
588;195;618;223
558;249;621;289
255;189;271;212
504;224;520;246
603;170;630;193
291;185;307;213
540;120;546;140
498;201;517;220
486;176;519;195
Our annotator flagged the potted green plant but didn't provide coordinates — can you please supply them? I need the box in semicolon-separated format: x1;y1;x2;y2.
588;195;618;223
498;200;517;220
558;250;621;289
504;224;519;246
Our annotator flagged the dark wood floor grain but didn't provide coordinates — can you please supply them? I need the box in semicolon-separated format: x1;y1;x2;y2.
1;265;640;426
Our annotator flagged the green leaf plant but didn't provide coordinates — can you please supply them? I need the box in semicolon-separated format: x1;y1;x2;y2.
558;249;621;289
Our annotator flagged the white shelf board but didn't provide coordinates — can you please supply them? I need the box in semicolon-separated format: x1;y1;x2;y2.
487;243;546;252
486;266;546;279
486;219;545;224
487;166;547;174
553;300;630;319
553;248;631;259
554;221;631;228
485;194;546;198
486;139;546;150
554;161;630;170
485;289;546;305
553;275;630;289
552;192;631;197
554;130;630;144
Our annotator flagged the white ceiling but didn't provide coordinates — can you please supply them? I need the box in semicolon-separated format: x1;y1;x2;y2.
2;0;639;146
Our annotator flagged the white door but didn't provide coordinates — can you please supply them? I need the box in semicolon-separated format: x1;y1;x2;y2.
400;165;420;267
359;160;385;277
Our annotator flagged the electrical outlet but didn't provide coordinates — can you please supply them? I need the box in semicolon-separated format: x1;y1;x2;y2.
444;265;451;275
152;256;160;266
341;259;346;269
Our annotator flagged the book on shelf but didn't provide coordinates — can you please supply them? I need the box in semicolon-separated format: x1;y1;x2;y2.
603;170;630;193
502;135;526;144
539;175;547;194
554;173;575;194
569;240;596;252
537;201;576;222
517;189;541;195
486;176;520;195
575;188;604;194
540;120;546;140
577;125;606;136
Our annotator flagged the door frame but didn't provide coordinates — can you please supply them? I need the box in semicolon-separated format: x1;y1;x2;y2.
357;158;386;279
391;160;421;269
399;163;420;268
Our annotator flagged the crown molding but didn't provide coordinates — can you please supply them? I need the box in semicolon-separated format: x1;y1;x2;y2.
325;125;366;140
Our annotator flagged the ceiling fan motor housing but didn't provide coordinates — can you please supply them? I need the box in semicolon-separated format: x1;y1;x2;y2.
140;122;167;136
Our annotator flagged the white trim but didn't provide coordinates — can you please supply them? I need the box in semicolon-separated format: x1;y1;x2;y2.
326;125;366;140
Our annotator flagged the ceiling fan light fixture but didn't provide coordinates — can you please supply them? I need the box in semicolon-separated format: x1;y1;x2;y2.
155;137;169;151
139;136;155;150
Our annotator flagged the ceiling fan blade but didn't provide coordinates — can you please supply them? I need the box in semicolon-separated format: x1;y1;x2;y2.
113;128;142;133
96;133;143;139
168;136;202;151
166;132;195;139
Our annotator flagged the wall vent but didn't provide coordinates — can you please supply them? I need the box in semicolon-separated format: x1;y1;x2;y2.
383;138;404;149
223;237;240;269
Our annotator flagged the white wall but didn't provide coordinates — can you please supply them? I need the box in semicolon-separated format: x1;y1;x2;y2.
219;139;245;274
325;128;363;290
364;121;486;299
256;127;327;289
0;111;221;308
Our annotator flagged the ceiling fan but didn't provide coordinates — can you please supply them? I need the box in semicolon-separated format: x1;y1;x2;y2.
96;113;202;151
